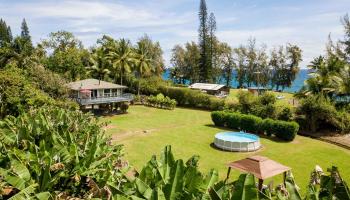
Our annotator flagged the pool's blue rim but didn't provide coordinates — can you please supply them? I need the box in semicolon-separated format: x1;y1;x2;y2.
214;131;260;142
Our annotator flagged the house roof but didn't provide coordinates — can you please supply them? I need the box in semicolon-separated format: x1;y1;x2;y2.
67;79;127;91
248;87;269;90
189;83;226;91
227;156;290;180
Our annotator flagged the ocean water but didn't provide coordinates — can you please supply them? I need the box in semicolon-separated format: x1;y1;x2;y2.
162;69;310;93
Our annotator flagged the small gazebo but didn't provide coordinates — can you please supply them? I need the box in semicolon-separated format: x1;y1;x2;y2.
226;155;291;190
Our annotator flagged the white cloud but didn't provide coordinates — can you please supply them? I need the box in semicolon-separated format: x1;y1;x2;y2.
1;0;349;68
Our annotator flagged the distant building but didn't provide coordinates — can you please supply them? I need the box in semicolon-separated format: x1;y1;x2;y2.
247;87;269;96
188;83;230;96
67;79;133;107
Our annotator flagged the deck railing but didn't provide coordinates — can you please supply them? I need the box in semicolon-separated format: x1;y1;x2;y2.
75;93;133;105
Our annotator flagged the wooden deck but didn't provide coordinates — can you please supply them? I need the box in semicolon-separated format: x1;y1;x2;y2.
75;93;133;105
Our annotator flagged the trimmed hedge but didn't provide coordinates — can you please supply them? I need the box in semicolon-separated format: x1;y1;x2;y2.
211;111;227;127
240;114;262;133
272;120;299;141
158;86;225;111
226;112;241;130
211;111;299;141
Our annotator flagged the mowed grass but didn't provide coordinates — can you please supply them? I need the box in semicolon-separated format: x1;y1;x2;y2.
103;105;350;194
226;89;297;107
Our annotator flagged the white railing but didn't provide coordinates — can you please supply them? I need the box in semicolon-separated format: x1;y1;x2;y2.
76;93;133;105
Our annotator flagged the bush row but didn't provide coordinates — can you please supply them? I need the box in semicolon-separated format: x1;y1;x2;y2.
211;111;299;141
147;93;177;110
157;86;225;111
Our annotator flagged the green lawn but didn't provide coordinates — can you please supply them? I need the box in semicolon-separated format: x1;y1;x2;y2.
226;89;297;107
103;105;350;194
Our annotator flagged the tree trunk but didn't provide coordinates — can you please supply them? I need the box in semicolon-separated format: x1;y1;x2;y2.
311;115;317;133
138;80;140;96
120;71;123;85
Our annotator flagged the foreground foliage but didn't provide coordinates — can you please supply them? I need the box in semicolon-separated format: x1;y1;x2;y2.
0;107;128;199
124;146;349;200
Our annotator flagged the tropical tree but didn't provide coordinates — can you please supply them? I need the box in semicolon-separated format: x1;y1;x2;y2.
108;38;135;85
270;44;302;91
138;35;165;76
198;0;211;83
42;31;89;80
134;42;152;95
88;48;111;83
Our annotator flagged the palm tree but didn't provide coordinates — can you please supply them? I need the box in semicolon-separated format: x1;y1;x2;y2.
134;42;152;95
108;38;134;85
88;48;110;84
333;64;350;96
304;55;345;96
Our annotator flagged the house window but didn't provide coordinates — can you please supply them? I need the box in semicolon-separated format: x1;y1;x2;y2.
104;89;111;97
112;89;118;96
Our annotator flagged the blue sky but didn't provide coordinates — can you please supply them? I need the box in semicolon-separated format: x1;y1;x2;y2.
1;0;349;68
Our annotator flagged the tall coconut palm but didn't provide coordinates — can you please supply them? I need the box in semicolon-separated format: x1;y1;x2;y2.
88;48;110;84
134;42;152;95
108;38;134;85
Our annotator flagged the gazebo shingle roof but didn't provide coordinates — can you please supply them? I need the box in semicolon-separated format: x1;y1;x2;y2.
227;155;290;180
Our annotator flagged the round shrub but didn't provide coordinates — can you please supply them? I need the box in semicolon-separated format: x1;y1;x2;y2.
209;97;225;111
211;111;227;127
258;91;276;105
273;120;299;141
277;106;293;121
226;112;242;130
261;118;275;136
240;114;262;132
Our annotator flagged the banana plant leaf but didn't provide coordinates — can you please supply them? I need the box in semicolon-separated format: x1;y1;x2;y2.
231;174;259;200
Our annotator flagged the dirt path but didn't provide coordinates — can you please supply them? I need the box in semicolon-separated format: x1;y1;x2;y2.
299;130;350;150
111;122;206;142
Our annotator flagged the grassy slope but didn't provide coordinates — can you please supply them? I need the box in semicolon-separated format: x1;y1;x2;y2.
103;105;350;194
226;89;296;107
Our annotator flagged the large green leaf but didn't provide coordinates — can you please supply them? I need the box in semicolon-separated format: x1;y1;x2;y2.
135;178;154;199
8;183;38;200
304;184;319;200
158;145;175;184
183;166;203;194
285;173;302;200
0;168;26;190
202;169;219;193
231;174;258;200
163;159;184;200
209;181;229;200
35;192;51;200
11;160;31;182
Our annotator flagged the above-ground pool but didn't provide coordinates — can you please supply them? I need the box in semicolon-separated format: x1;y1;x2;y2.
214;131;261;152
